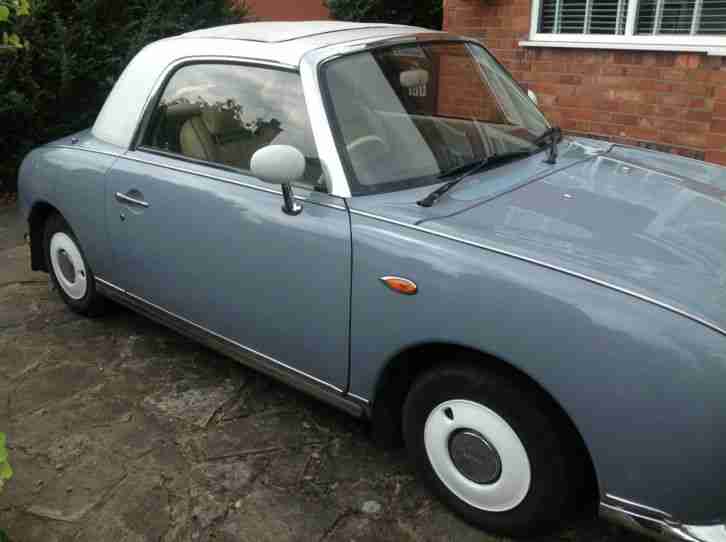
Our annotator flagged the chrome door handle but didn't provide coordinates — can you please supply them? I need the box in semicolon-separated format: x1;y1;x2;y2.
115;192;149;208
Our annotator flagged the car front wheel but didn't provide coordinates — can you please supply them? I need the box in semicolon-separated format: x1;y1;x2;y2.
403;362;579;537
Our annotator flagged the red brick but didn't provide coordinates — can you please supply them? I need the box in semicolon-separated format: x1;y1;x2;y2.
714;101;726;118
559;74;582;85
684;121;711;134
612;114;639;126
675;54;702;69
709;70;726;85
613;52;643;65
705;150;726;165
711;118;726;134
625;126;660;141
705;133;726;150
685;110;713;123
662;131;707;149
658;94;689;107
601;65;626;76
660;69;688;81
652;118;682;131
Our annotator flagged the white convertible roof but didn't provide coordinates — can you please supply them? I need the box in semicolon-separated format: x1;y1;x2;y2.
92;21;433;148
180;21;407;43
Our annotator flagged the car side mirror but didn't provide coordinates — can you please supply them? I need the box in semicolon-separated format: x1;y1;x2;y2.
527;89;539;106
251;145;306;215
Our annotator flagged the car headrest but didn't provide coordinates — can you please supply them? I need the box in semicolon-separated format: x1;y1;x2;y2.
400;69;429;89
165;102;202;120
200;109;240;136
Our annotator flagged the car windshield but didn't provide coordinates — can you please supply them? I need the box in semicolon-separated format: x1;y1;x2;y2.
322;41;551;195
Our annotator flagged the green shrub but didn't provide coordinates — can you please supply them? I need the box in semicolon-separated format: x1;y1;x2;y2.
0;432;9;540
0;432;11;491
325;0;442;29
0;0;246;193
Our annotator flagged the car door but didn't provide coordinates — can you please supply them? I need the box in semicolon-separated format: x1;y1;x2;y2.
104;62;352;391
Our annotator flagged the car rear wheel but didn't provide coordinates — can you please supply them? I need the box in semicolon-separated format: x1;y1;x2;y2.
403;362;578;537
44;213;107;316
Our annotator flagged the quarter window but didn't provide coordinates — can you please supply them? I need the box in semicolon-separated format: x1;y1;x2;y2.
141;63;323;188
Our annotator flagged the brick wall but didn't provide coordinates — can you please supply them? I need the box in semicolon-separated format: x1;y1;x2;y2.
443;0;726;165
241;0;329;21
436;45;504;121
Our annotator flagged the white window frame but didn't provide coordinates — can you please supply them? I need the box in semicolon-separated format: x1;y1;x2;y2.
521;0;726;55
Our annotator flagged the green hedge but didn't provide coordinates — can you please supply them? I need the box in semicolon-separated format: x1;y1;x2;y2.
0;0;244;193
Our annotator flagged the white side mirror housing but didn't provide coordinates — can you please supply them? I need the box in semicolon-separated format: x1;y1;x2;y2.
251;145;306;186
251;145;306;215
527;89;539;106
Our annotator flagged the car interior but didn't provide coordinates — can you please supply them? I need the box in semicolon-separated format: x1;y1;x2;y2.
142;100;325;190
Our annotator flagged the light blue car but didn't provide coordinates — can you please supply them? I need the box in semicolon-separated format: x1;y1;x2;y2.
17;21;726;542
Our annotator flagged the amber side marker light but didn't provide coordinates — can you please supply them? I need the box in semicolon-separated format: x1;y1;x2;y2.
380;276;418;295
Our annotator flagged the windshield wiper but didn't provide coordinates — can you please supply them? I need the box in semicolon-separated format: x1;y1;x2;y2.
534;126;562;165
417;150;533;207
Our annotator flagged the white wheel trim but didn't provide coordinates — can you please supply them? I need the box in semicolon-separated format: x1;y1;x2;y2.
49;232;88;300
424;399;532;512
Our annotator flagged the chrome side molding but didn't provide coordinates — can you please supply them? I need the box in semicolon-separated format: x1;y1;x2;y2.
601;495;726;542
604;493;672;519
95;277;368;418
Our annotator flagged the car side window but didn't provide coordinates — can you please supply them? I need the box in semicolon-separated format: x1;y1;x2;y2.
141;63;324;189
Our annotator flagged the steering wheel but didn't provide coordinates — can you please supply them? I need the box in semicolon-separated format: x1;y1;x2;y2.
346;135;390;157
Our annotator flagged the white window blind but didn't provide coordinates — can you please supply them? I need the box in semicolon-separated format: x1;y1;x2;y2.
700;0;726;33
539;0;630;34
528;0;726;48
637;0;726;35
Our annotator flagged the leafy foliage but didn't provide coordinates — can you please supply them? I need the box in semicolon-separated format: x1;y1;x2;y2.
0;433;11;493
325;0;442;29
325;0;384;22
0;0;246;193
0;433;12;540
0;0;31;50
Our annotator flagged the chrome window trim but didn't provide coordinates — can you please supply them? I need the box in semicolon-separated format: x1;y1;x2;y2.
47;145;122;160
120;151;347;211
95;277;368;418
348;208;726;338
348;392;370;404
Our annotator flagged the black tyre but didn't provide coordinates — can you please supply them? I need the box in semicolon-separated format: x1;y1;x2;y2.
403;362;580;538
43;212;107;316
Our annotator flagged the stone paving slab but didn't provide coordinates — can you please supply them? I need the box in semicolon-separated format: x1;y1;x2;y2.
0;204;645;541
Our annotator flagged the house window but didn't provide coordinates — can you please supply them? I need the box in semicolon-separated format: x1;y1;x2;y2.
539;0;629;35
524;0;726;53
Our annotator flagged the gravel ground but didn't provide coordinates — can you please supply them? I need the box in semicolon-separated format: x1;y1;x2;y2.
0;203;645;541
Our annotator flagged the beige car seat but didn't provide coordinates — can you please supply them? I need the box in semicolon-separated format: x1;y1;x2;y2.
179;109;281;170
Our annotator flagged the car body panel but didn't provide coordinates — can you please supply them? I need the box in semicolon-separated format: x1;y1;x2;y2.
18;130;120;279
421;142;726;336
104;149;352;389
348;209;726;523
